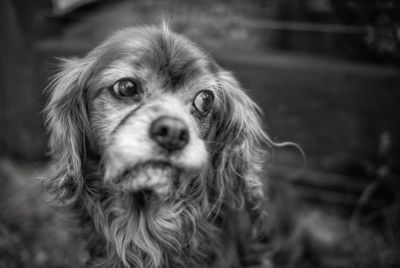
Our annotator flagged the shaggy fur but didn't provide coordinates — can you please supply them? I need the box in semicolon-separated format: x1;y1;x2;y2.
44;24;273;268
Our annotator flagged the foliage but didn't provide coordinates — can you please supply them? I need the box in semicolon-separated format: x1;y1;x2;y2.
331;0;400;63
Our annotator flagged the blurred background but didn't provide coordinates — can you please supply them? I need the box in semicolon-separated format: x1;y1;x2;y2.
1;0;399;267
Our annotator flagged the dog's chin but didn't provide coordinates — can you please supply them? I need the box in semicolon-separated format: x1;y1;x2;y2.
114;161;180;198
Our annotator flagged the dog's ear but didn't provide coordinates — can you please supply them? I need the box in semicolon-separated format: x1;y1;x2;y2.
44;58;92;202
210;70;271;233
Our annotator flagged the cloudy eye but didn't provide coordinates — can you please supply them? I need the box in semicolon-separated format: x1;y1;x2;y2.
193;90;214;115
111;78;141;98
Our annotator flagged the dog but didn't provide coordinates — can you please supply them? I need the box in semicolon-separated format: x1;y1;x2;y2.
44;24;273;268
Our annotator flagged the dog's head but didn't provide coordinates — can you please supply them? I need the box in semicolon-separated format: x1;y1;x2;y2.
45;25;270;218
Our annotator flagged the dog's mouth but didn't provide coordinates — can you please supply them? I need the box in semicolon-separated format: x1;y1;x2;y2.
131;188;156;209
115;161;180;196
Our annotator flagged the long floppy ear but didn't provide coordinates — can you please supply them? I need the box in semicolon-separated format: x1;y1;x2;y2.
210;69;272;232
44;58;92;202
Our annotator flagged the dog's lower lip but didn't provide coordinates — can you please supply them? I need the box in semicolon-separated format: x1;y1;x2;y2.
134;160;175;173
118;161;170;176
115;160;179;185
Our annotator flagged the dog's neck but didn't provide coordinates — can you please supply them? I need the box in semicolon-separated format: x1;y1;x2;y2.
78;156;220;268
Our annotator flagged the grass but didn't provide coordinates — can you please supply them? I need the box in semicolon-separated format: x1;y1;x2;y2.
0;159;86;268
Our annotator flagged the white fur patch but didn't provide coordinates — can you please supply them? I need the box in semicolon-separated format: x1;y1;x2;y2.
100;60;137;85
119;164;175;195
104;95;208;192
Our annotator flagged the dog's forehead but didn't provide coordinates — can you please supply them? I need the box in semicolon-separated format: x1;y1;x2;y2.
92;27;219;89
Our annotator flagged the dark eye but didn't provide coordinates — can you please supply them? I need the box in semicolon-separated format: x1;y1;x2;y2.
111;78;140;98
193;90;214;115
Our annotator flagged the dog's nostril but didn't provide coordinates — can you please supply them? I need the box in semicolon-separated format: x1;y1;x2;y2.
179;130;189;143
158;126;169;137
150;116;190;151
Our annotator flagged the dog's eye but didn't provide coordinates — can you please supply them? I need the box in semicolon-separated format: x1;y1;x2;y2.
111;78;140;98
193;90;214;115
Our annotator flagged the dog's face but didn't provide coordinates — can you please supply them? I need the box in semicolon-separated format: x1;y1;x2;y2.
85;30;220;197
45;25;269;216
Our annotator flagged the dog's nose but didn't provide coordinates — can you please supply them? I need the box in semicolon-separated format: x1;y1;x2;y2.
150;116;189;151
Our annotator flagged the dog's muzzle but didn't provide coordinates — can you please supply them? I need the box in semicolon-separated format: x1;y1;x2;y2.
115;116;190;197
104;98;208;198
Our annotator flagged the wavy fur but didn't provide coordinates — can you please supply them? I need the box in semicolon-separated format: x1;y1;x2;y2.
44;25;272;268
